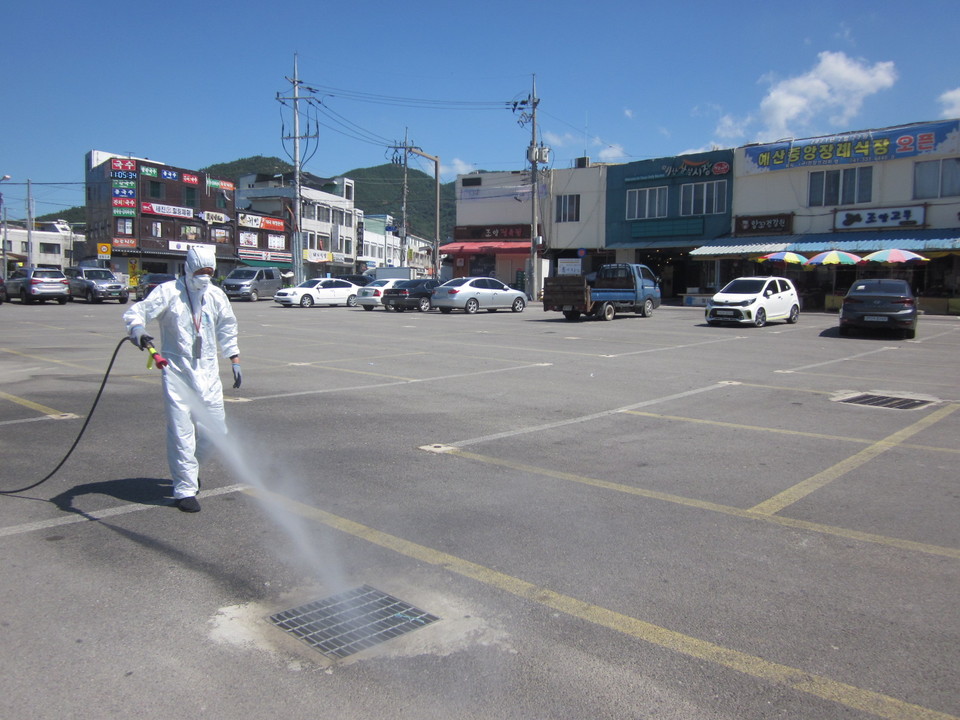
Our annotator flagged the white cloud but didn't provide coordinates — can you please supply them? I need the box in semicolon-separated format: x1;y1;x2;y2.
543;131;579;148
715;113;751;140
597;143;627;161
624;108;634;120
758;51;896;140
442;157;475;179
938;88;960;118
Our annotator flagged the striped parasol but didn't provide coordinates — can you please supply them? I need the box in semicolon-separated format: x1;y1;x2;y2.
860;249;929;263
758;251;807;264
806;250;863;265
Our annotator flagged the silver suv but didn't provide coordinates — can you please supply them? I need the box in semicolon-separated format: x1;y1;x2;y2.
6;267;70;304
222;266;282;301
65;267;129;304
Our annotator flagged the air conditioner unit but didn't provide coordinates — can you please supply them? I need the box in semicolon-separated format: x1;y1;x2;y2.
575;156;590;168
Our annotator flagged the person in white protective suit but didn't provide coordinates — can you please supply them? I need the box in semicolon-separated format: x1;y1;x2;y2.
123;245;241;512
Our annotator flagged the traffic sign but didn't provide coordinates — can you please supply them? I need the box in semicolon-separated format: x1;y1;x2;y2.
97;243;112;260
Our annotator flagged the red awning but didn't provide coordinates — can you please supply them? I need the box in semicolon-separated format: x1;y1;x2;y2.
440;241;530;255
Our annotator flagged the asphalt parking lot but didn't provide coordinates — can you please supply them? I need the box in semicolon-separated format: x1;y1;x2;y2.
1;298;958;720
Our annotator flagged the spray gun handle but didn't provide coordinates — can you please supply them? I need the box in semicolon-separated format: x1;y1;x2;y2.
146;345;169;370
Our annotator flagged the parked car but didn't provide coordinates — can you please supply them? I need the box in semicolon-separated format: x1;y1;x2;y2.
431;277;527;314
274;278;360;308
65;267;129;303
356;278;403;310
839;278;918;339
334;274;374;287
705;276;799;327
6;267;70;304
222;266;282;301
0;277;6;305
134;273;176;300
382;278;441;312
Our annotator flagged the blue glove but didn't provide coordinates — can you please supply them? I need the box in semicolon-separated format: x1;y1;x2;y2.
232;364;242;389
131;327;153;350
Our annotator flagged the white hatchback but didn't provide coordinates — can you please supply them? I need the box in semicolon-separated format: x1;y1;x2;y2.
705;276;800;327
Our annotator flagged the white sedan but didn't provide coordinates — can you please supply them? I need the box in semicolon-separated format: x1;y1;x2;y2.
355;278;402;310
274;278;361;308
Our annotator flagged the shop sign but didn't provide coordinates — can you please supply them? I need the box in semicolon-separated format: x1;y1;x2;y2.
558;259;582;275
239;231;259;247
112;179;136;189
238;213;284;231
207;178;236;191
161;169;179;181
113;198;136;208
306;249;331;263
169;241;209;253
182;173;199;185
198;211;230;224
662;158;730;178
332;252;346;263
142;202;193;218
111;158;137;171
743;119;960;174
112;187;136;198
139;165;158;177
454;224;530;240
834;205;924;231
112;237;137;248
267;234;285;250
735;214;793;235
113;208;136;217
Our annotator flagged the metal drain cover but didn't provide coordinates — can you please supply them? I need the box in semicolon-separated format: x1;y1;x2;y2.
269;585;440;659
838;393;933;410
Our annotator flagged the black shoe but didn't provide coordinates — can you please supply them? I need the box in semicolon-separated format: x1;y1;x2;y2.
176;496;201;513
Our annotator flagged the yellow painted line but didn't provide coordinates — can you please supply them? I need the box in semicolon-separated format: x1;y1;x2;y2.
426;447;960;560
750;404;960;515
623;410;960;455
246;486;957;720
1;347;89;371
0;389;71;417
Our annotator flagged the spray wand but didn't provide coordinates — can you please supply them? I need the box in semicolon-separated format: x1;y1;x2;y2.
145;344;169;370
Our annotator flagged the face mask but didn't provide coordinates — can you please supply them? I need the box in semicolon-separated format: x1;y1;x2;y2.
190;274;212;292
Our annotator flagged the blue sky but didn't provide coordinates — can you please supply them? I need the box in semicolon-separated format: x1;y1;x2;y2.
2;0;958;219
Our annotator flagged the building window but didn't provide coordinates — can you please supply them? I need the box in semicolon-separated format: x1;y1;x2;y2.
148;181;164;200
343;238;352;255
180;225;202;241
184;186;198;207
39;242;60;255
626;187;667;220
680;180;727;216
556;194;580;222
216;193;228;210
116;218;133;235
317;206;331;223
914;158;960;199
808;166;872;206
150;221;164;238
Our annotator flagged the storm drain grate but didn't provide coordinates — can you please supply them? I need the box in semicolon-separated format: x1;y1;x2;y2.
839;394;933;410
269;585;440;660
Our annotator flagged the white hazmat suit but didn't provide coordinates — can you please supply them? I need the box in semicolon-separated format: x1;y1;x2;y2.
123;245;239;504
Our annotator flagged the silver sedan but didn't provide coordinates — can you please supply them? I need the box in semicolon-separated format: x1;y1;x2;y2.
431;277;526;314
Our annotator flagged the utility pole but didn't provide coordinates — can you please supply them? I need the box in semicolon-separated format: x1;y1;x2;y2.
391;135;441;276
26;179;34;268
526;76;543;300
277;53;317;285
401;128;409;267
0;174;9;277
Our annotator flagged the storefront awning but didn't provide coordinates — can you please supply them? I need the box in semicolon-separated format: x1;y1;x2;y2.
240;258;292;269
690;228;960;258
440;241;530;255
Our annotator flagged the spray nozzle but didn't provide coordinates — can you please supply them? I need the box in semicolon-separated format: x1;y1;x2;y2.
146;345;169;370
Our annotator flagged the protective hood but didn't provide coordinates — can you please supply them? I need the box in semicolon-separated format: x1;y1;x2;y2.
186;245;217;277
185;245;217;297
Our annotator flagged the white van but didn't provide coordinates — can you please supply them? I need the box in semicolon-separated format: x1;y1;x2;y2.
222;266;283;301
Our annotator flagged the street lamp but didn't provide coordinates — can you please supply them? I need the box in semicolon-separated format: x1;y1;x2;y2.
0;174;10;279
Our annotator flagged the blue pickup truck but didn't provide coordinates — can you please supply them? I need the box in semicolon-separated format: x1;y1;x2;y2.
542;263;661;321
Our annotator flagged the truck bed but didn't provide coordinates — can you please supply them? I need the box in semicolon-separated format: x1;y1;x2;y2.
542;275;590;310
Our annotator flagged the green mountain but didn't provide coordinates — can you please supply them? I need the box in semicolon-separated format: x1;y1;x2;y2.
40;155;457;242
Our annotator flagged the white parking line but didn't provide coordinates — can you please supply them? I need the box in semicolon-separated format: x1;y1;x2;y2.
779;346;898;373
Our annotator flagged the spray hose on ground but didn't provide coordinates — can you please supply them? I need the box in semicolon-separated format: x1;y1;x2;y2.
0;336;166;495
